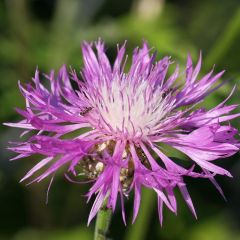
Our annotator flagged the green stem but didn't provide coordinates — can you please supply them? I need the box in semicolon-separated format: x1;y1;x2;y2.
94;200;113;240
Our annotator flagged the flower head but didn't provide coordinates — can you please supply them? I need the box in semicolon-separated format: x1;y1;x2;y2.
6;40;240;225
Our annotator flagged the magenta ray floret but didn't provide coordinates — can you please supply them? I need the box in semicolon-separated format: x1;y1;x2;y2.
5;40;240;225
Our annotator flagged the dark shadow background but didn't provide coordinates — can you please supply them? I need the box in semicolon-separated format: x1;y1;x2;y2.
1;0;240;239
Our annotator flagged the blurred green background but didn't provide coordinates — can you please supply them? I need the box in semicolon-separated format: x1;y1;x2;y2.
1;0;240;239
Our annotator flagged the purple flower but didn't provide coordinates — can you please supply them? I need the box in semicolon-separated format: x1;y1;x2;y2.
6;40;240;225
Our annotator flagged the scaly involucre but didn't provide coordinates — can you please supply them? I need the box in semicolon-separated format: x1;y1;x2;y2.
6;40;240;225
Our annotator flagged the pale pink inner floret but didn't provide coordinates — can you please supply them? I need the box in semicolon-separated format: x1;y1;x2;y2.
87;76;175;139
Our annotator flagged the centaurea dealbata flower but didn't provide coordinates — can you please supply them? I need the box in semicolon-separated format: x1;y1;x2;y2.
6;40;240;225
